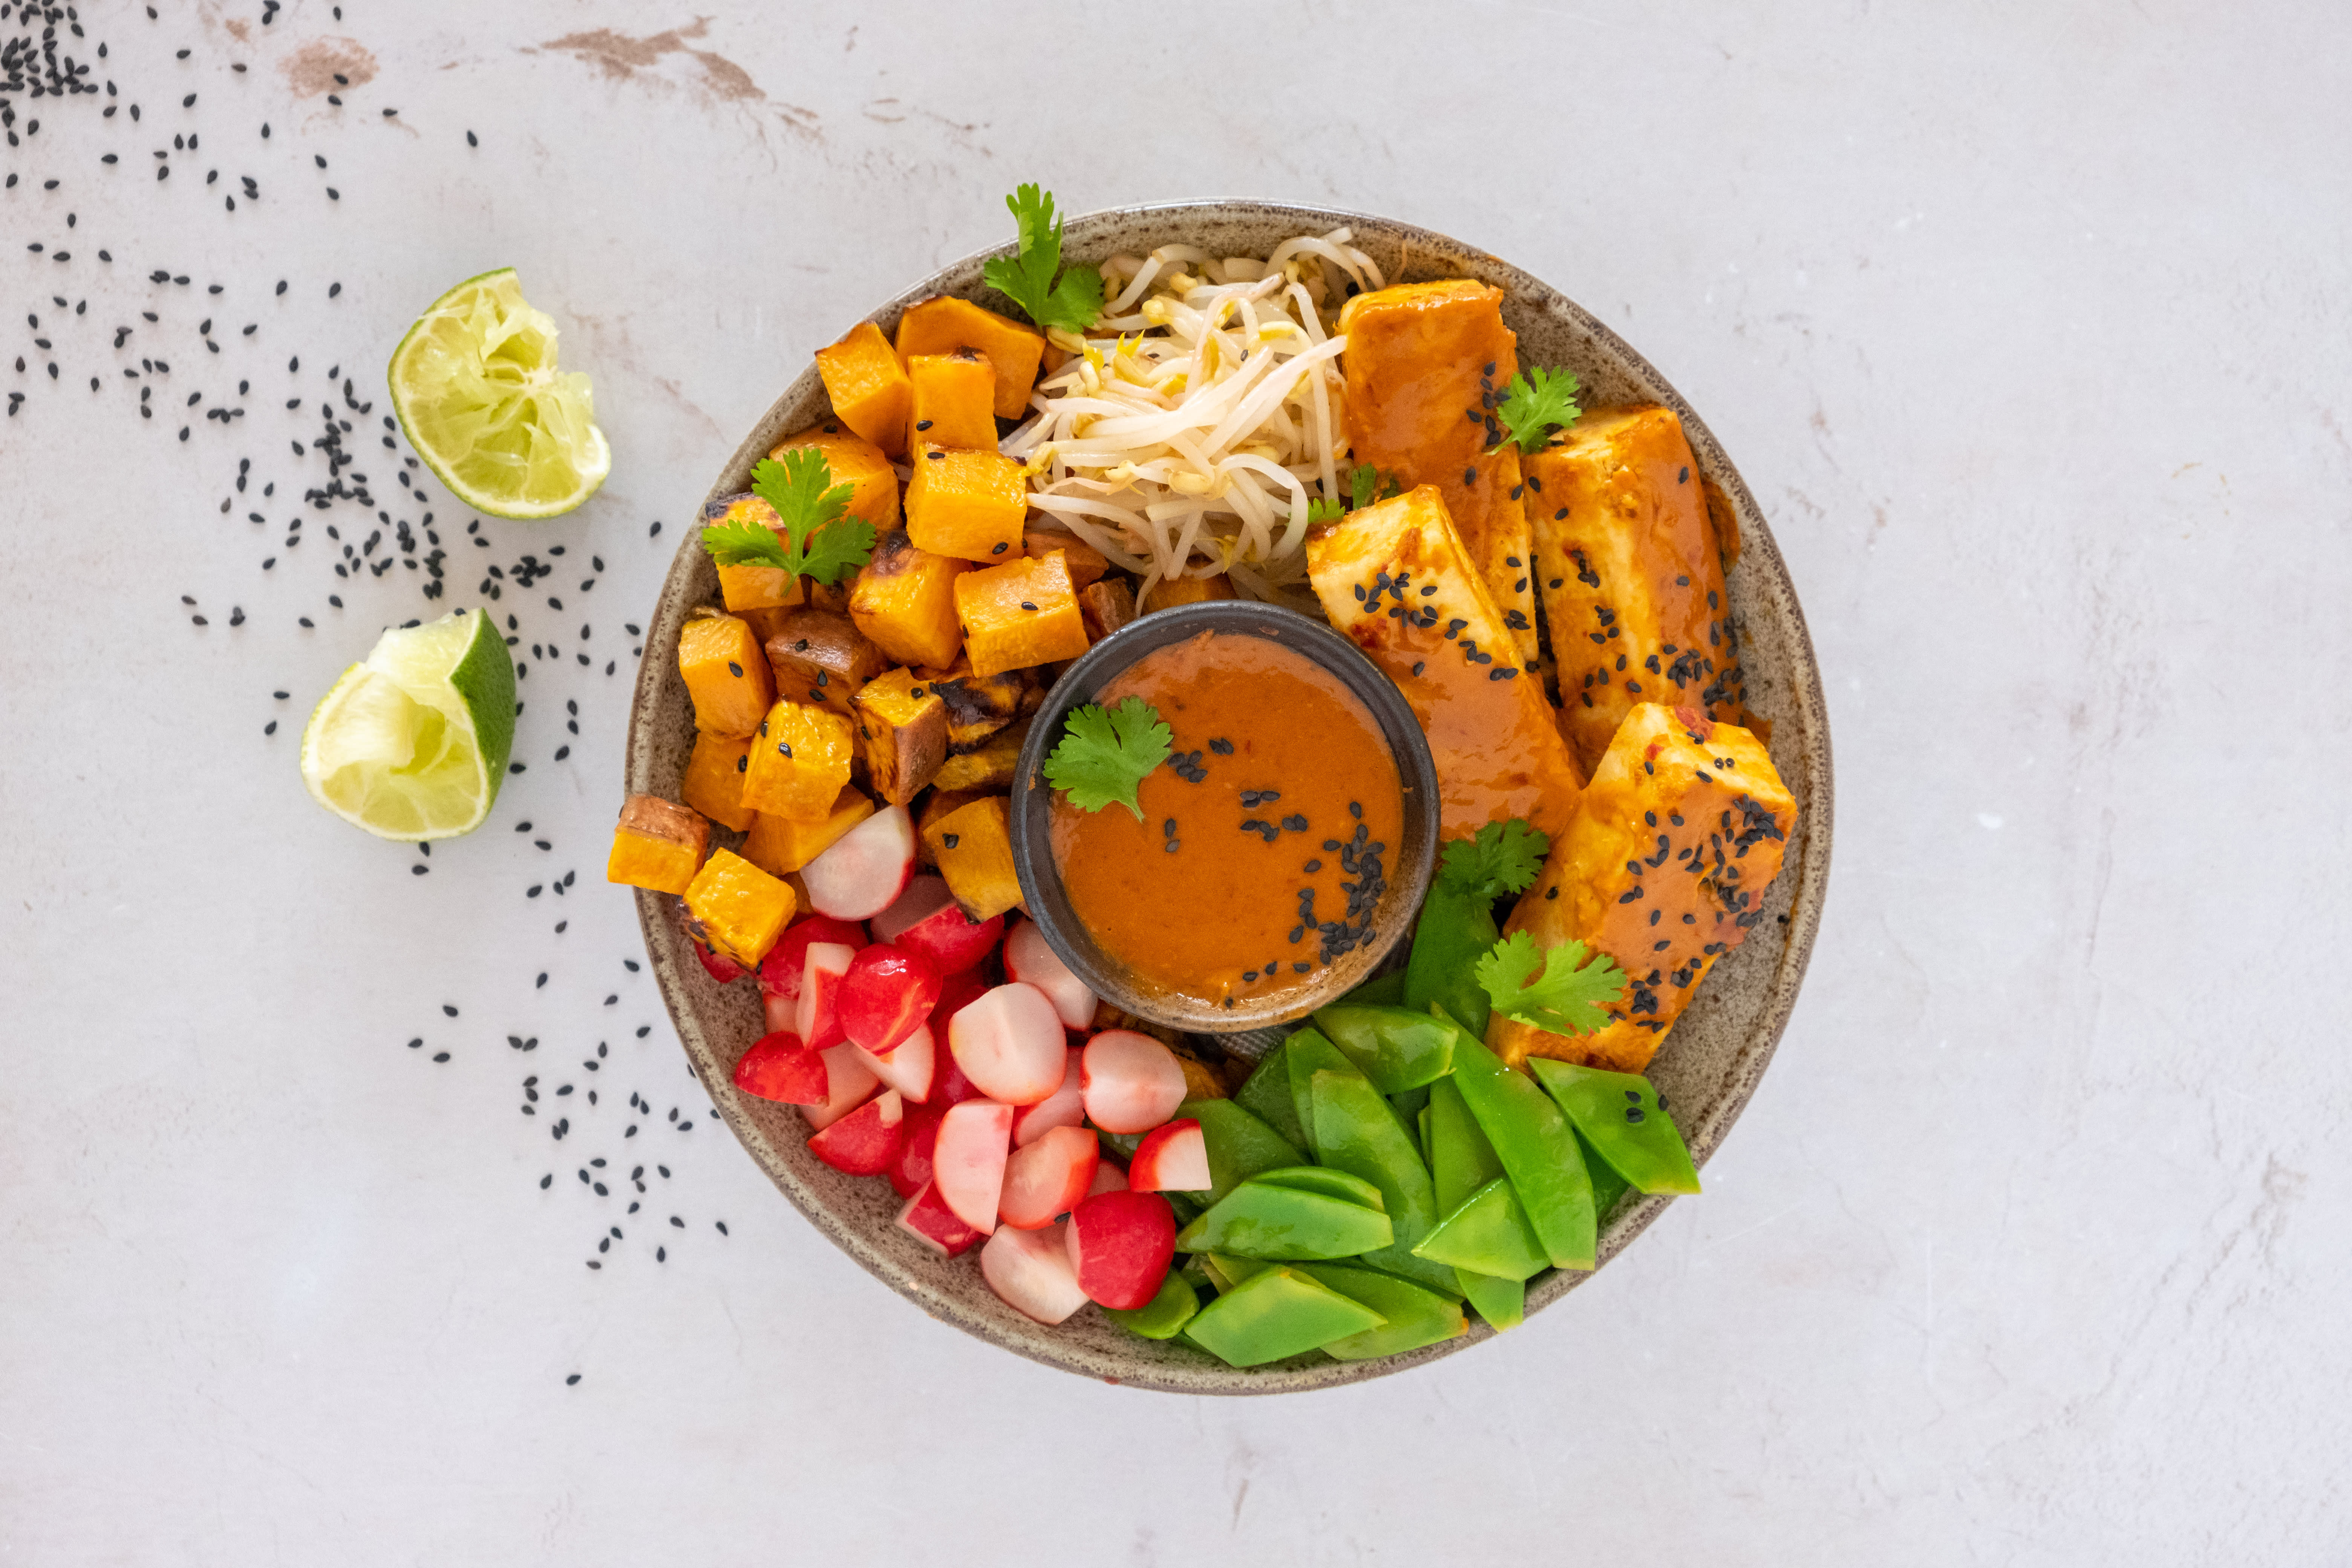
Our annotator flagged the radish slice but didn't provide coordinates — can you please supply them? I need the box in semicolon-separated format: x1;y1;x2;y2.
763;989;796;1037
997;1124;1100;1230
838;943;942;1054
1065;1190;1178;1310
1004;920;1098;1029
1079;1030;1190;1135
897;1180;980;1257
872;875;952;942
876;874;1006;975
947;984;1070;1106
757;916;870;999
802;806;917;921
803;1042;879;1132
888;1103;945;1198
807;1089;906;1176
933;1099;1014;1234
1089;1160;1129;1197
795;943;856;1051
855;1022;936;1103
732;1031;829;1106
1010;1047;1085;1147
980;1221;1089;1325
1129;1118;1210;1192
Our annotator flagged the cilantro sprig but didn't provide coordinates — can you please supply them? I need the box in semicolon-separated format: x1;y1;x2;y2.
1490;366;1584;454
1042;697;1171;819
1305;464;1404;525
1474;931;1626;1037
1437;818;1551;901
983;184;1104;335
701;447;875;586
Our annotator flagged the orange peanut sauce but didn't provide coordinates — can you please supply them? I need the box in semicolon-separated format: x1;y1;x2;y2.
1049;632;1404;1012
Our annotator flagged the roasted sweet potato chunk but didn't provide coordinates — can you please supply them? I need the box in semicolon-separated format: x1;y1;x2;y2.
740;699;857;822
905;348;998;453
680;730;757;833
848;528;968;671
741;786;876;877
1079;577;1136;642
922;795;1023;921
605;795;709;894
914;787;986;867
770;423;900;533
1023;528;1108;588
905;443;1026;563
955;550;1089;676
852;667;949;805
683;848;797;968
931;716;1030;791
813;322;911;459
700;493;807;616
763;608;889;719
923;660;1034;751
1138;572;1235;614
677;610;774;738
894;295;1045;419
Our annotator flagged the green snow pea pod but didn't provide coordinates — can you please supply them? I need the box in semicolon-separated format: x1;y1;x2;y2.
1180;1097;1304;1202
1184;1267;1387;1367
1174;1176;1393;1260
1203;1253;1270;1291
1342;968;1409;1008
1250;1165;1385;1209
1447;1032;1597;1270
1528;1060;1702;1196
1389;1081;1431;1127
1296;1265;1468;1360
1104;1270;1200;1340
1403;882;1496;1035
1309;1005;1458;1094
1583;1129;1631;1222
1425;1077;1504;1214
1234;1039;1307;1153
1308;1070;1461;1297
1412;1175;1550;1282
1283;1028;1360;1156
1456;1268;1526;1331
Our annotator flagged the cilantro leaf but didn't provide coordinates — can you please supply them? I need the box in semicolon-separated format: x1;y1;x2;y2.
983;184;1105;335
700;515;793;571
1306;496;1346;526
1349;464;1402;510
730;447;875;587
1438;818;1551;900
1042;697;1171;819
1491;366;1583;454
1474;931;1626;1037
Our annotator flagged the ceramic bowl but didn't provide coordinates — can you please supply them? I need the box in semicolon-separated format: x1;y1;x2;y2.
624;200;1834;1394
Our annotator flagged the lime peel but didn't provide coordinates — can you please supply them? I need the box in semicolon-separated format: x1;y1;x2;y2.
301;609;515;842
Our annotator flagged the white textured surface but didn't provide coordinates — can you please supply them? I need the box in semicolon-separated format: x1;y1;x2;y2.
3;3;2347;1563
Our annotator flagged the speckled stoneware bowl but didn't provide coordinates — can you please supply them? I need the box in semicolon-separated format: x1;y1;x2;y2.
624;201;1834;1394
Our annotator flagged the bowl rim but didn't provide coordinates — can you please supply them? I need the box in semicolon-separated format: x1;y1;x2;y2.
1006;598;1442;1035
626;197;1836;1395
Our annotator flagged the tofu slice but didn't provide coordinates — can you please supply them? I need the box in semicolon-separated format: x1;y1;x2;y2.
1526;405;1745;775
1305;485;1583;841
1487;703;1795;1074
1338;280;1539;665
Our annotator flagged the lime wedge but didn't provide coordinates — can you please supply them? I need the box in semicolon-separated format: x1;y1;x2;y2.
387;268;611;520
301;609;516;841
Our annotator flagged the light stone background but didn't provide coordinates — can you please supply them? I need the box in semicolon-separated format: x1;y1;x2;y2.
3;3;2346;1563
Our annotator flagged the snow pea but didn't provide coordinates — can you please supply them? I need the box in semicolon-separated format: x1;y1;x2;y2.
1425;1077;1504;1213
1183;1266;1389;1368
1297;1264;1468;1360
1412;1175;1550;1282
1309;1004;1458;1093
1283;1028;1360;1157
1308;1070;1461;1298
1180;1097;1305;1202
1447;1031;1597;1270
1456;1269;1526;1331
1403;882;1496;1035
1234;1038;1308;1153
1389;1082;1431;1127
1528;1060;1702;1196
1202;1253;1269;1291
1174;1174;1394;1260
1583;1129;1631;1223
1104;1270;1200;1340
1250;1165;1385;1209
1342;968;1409;1008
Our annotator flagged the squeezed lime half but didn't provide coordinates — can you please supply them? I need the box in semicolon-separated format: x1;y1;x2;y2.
300;608;516;841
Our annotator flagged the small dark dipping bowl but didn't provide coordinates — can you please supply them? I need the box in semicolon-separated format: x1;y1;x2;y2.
1010;600;1439;1037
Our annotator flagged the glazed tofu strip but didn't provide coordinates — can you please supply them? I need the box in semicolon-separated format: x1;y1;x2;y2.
1338;281;1540;666
1306;485;1583;841
1488;703;1795;1074
1526;405;1746;775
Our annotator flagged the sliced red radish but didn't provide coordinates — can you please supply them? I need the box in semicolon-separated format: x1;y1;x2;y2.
802;805;916;921
1011;1046;1085;1147
794;942;856;1051
876;875;1006;975
763;989;796;1037
803;1042;880;1132
888;1103;945;1197
997;1124;1100;1230
838;943;942;1054
932;966;992;1026
1079;1030;1190;1135
980;1221;1089;1324
1089;1160;1129;1197
854;1021;936;1103
1128;1118;1210;1192
1064;1190;1178;1310
947;983;1069;1106
931;1044;986;1107
1004;919;1097;1029
897;1180;980;1257
732;1031;829;1106
808;1089;905;1176
756;916;869;999
933;1099;1014;1234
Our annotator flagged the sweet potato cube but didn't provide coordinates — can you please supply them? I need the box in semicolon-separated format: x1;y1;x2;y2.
1080;577;1136;642
849;528;968;670
922;795;1023;921
852;668;949;805
680;730;758;833
770;422;901;532
924;659;1035;751
813;322;911;459
915;787;986;867
605;795;709;895
683;848;797;968
904;444;1026;564
931;717;1030;791
1138;572;1235;614
954;551;1088;677
1023;528;1107;588
906;349;998;453
677;611;774;738
740;699;857;822
741;786;876;877
762;608;888;719
700;493;808;615
896;296;1046;420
